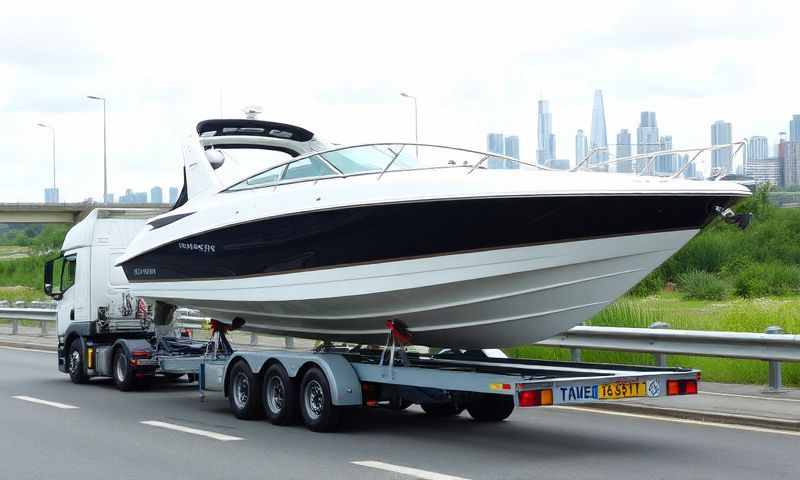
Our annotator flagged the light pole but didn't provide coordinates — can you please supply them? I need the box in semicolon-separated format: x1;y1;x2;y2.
400;92;419;161
87;95;108;202
36;123;56;193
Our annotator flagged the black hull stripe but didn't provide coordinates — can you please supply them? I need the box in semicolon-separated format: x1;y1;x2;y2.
122;195;738;282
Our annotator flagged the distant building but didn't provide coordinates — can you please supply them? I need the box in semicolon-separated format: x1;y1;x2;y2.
536;99;556;166
549;159;570;170
169;187;179;205
588;90;609;170
747;157;783;187
575;129;588;168
791;115;800;143
784;142;800;187
655;135;674;175
44;187;59;203
636;112;659;174
119;189;148;204
150;186;163;204
616;129;632;173
676;153;698;178
747;136;769;167
486;133;505;169
103;193;115;204
503;135;520;169
710;120;733;174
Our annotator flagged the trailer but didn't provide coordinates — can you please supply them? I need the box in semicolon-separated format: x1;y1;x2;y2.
44;208;700;432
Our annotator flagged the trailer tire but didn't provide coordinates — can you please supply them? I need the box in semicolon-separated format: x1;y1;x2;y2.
262;364;299;426
466;394;514;422
228;361;264;420
299;367;340;432
113;348;138;391
67;339;89;384
420;402;464;417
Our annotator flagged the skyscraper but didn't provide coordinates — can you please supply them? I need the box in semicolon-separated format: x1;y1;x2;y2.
536;99;556;166
589;90;608;170
575;129;588;167
504;135;520;169
710;120;733;174
616;129;632;173
784;142;800;187
747;136;769;170
169;187;179;205
790;115;800;143
636;112;659;174
486;133;505;169
44;187;59;203
655;135;674;175
150;186;163;204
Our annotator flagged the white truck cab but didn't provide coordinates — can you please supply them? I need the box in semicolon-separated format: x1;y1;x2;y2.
44;208;165;378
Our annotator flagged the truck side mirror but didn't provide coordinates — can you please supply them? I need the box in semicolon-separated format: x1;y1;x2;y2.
43;260;54;296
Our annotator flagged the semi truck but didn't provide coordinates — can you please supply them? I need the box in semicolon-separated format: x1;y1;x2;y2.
44;208;700;432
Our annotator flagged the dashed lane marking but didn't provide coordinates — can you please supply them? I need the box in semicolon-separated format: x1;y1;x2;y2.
140;420;243;441
352;461;470;480
12;395;79;409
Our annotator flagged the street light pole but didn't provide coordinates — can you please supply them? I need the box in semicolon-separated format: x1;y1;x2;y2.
400;92;419;161
87;95;108;202
36;123;56;193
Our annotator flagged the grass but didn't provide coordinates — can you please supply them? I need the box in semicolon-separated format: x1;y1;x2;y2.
0;286;47;303
507;293;800;387
0;245;31;259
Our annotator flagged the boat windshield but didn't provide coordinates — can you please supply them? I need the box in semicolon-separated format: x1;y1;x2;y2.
227;143;531;191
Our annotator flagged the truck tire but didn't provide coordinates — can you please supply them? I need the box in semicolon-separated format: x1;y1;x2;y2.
420;402;464;417
228;361;264;420
67;339;89;384
113;348;138;391
299;367;341;432
466;394;515;422
262;363;298;426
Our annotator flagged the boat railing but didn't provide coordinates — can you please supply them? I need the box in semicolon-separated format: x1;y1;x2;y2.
570;141;747;179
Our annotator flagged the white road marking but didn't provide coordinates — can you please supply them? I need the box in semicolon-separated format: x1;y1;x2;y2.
140;420;243;441
12;395;79;409
352;461;469;480
553;406;800;437
700;390;800;403
0;345;56;354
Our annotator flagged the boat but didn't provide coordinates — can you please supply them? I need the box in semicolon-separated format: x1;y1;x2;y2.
116;119;751;349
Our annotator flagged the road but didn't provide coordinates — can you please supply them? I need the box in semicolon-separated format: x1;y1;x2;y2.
0;347;797;480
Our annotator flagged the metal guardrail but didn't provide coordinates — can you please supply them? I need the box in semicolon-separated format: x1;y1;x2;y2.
0;307;795;390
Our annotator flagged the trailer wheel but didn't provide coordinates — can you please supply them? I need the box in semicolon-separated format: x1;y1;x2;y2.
299;367;341;432
67;339;89;384
420;402;464;417
262;364;298;426
466;394;515;422
113;348;138;391
228;361;264;420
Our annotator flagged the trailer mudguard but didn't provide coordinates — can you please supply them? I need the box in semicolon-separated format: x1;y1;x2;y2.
228;351;362;406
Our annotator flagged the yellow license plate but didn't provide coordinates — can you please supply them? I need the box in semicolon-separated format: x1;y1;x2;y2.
598;382;646;400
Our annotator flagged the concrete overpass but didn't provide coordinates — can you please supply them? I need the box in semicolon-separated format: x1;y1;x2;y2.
0;203;171;224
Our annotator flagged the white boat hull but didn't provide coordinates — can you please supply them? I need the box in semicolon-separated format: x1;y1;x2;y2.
133;229;697;348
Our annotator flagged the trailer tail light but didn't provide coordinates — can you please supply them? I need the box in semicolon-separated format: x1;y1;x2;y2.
131;351;151;359
518;388;553;407
361;383;378;407
667;379;698;396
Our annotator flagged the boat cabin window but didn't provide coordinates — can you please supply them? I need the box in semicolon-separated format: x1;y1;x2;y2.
228;164;287;191
281;156;336;181
318;145;416;174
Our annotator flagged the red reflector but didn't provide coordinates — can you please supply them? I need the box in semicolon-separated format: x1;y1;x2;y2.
667;379;697;396
519;390;538;407
684;380;698;395
132;351;150;358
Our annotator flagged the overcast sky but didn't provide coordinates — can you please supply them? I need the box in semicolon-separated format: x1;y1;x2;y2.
1;0;798;202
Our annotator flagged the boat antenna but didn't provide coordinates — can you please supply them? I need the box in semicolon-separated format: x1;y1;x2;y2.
242;105;263;119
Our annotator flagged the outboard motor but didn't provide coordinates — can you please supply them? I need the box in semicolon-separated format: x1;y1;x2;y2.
715;206;752;230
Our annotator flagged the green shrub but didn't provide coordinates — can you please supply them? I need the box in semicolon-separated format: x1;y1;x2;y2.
627;271;664;297
676;270;728;300
734;263;800;298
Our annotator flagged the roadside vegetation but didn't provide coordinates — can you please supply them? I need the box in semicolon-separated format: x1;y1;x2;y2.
0;224;68;302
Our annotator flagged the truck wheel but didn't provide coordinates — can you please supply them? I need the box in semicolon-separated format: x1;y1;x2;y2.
466;394;515;422
262;364;298;425
299;367;341;432
420;402;464;417
113;348;138;391
67;339;89;384
228;361;264;420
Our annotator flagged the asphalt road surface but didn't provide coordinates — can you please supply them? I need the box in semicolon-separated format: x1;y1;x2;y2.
0;346;797;480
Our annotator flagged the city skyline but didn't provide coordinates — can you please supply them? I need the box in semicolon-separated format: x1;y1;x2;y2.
589;90;609;170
